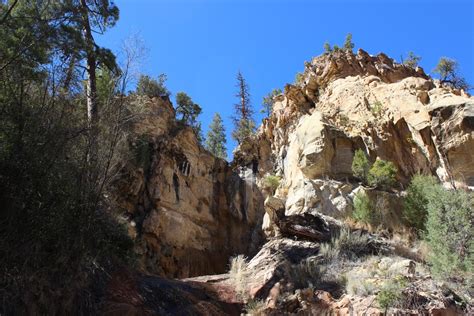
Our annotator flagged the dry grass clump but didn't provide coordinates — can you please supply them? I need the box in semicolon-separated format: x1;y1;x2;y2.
319;228;371;261
229;255;251;299
288;256;322;290
245;299;267;315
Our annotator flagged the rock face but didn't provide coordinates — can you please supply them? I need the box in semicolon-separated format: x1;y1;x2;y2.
255;50;471;186
111;96;264;278
227;49;473;314
241;49;473;223
108;49;473;315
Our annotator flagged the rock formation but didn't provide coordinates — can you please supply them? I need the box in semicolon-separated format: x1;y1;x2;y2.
111;96;264;278
109;49;473;315
238;49;473;231
230;49;473;314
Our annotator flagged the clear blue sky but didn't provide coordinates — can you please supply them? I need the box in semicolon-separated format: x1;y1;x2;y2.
99;0;474;159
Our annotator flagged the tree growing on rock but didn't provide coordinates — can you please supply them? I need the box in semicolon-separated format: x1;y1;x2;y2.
232;71;255;144
261;88;282;117
425;185;473;279
352;150;398;189
352;149;370;182
136;74;170;97
367;159;397;189
403;51;421;68
323;41;332;54
343;33;354;52
175;92;203;141
403;174;439;233
433;57;469;90
205;113;227;159
294;72;304;85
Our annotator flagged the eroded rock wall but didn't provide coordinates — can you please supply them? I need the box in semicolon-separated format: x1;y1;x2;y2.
111;96;264;278
232;49;474;243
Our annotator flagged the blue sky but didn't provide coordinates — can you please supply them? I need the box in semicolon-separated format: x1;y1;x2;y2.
99;0;474;159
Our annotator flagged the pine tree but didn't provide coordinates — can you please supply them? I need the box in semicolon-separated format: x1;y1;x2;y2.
76;0;120;165
261;88;282;117
175;92;203;142
136;74;170;97
232;71;255;144
403;51;421;68
39;0;121;167
323;41;332;54
343;33;354;52
205;113;227;159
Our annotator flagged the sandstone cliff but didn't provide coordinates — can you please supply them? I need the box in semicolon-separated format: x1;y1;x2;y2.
111;96;264;278
233;49;473;230
229;49;473;314
108;49;472;315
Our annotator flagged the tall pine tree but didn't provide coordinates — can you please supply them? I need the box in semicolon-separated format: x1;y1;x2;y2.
232;71;255;144
205;113;227;159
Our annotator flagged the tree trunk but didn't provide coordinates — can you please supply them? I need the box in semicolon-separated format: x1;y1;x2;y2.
80;0;98;170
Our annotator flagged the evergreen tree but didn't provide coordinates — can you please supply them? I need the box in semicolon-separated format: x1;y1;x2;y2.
205;113;227;159
343;33;354;52
96;68;118;106
433;57;469;90
352;149;370;182
261;88;282;116
194;121;204;144
323;41;332;54
136;74;170;97
425;186;473;278
0;1;135;312
232;71;255;144
175;92;203;141
403;51;421;68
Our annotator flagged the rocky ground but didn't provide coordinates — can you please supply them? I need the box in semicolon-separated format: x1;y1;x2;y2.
107;49;473;315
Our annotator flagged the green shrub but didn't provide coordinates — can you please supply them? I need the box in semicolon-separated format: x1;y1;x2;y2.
352;149;370;182
367;159;397;189
353;191;375;224
262;174;281;194
370;101;384;117
425;187;473;279
339;114;350;126
377;277;407;311
403;174;439;233
402;176;473;283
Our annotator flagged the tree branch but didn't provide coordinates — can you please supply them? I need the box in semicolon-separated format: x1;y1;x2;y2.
0;0;19;25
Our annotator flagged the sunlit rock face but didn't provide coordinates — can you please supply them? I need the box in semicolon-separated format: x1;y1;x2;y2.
107;49;473;314
225;50;472;315
231;48;473;253
111;96;264;278
240;49;473;214
112;50;473;281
